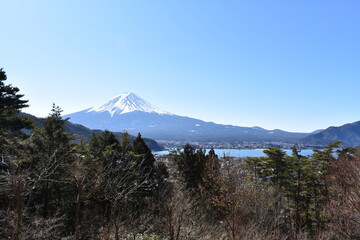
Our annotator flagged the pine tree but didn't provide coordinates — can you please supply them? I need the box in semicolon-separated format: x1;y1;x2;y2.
173;144;212;193
173;144;198;189
0;69;33;240
301;142;340;234
0;68;32;153
0;68;31;133
130;133;158;220
132;133;156;182
95;131;149;240
28;104;74;220
261;147;290;187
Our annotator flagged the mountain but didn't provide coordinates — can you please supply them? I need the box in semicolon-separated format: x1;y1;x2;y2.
64;93;310;142
309;129;324;134
86;92;171;116
21;112;164;151
301;121;360;146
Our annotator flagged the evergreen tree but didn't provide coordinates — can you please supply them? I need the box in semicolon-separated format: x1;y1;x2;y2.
200;147;221;199
133;133;155;171
301;142;340;233
28;104;74;220
119;131;132;153
129;133;161;227
246;144;341;236
173;144;201;190
0;68;31;134
87;130;120;235
288;147;307;234
96;131;147;240
173;145;218;197
0;68;32;155
261;147;290;187
0;69;32;240
132;133;156;193
206;147;220;172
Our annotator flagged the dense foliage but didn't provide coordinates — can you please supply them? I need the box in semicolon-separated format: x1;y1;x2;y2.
1;69;360;239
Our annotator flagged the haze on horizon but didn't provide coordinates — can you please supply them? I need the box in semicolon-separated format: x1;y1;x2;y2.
1;0;360;133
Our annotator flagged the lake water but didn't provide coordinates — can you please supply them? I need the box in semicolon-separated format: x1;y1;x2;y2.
154;149;315;158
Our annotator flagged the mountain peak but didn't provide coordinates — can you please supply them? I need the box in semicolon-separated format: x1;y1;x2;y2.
87;92;172;116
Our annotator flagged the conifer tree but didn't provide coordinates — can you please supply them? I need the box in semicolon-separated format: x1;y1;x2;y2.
200;147;221;201
96;131;150;240
133;133;156;177
302;142;340;234
173;144;199;189
129;133;159;223
0;68;31;134
261;147;290;187
173;144;215;196
0;68;32;154
0;69;33;240
28;104;74;220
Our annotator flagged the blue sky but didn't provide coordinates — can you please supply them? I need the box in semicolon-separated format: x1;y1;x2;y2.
1;0;360;132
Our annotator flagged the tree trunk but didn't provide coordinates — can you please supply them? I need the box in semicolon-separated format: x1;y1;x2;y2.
15;180;24;240
295;169;301;237
75;192;81;240
114;219;120;240
167;207;174;240
112;205;120;240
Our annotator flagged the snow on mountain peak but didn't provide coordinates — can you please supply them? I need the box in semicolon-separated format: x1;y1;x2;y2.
87;92;172;116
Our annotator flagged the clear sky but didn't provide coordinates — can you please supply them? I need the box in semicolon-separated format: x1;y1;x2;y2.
1;0;360;132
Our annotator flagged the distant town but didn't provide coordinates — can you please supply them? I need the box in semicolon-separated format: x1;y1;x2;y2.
157;140;323;150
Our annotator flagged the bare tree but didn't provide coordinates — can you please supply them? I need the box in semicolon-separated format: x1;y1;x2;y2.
326;148;360;239
202;157;288;240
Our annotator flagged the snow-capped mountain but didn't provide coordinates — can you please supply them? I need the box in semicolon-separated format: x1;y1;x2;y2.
87;92;171;116
64;93;310;142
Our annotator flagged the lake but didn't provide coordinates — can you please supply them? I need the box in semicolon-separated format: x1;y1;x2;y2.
154;148;315;158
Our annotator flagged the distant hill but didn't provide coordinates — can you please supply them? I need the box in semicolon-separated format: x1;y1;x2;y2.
309;129;324;134
301;121;360;146
21;113;164;151
64;92;311;142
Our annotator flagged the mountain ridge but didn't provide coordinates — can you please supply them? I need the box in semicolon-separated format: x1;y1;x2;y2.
301;121;360;146
64;93;312;142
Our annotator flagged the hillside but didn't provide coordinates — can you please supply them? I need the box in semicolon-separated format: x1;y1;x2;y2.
21;113;164;151
301;121;360;146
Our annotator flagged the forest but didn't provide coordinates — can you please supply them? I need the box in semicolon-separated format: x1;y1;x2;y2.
1;68;360;240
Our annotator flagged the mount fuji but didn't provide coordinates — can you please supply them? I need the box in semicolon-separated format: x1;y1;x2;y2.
64;93;310;142
86;93;171;116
